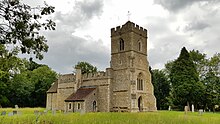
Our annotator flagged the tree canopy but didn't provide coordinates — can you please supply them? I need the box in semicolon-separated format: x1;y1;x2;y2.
74;61;98;74
0;0;55;60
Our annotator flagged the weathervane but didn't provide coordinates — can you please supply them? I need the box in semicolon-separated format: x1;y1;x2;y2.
127;11;131;21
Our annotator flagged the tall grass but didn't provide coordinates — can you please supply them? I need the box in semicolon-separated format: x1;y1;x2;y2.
1;108;220;124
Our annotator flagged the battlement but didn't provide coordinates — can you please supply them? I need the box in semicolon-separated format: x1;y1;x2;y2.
59;73;76;83
111;21;147;37
82;71;108;80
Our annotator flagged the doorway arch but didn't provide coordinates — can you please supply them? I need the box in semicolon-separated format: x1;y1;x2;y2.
138;96;143;112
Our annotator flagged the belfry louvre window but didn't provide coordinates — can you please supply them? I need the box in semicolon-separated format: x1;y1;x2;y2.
119;38;124;51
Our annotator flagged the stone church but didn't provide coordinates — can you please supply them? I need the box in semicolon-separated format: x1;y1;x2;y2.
46;21;157;112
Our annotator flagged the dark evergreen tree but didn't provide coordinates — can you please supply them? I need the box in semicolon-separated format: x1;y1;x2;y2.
170;47;205;110
151;69;170;110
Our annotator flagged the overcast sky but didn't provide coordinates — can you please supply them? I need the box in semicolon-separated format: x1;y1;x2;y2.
24;0;220;74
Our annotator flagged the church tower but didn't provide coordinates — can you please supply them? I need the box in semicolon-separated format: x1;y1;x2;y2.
110;21;156;112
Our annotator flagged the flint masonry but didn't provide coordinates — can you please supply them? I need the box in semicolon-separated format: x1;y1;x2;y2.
46;21;157;112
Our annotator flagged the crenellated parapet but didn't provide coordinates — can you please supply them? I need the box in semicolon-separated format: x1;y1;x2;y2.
82;71;108;80
59;73;76;84
111;21;147;37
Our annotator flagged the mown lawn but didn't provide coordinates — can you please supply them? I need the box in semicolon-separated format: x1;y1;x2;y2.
1;108;220;124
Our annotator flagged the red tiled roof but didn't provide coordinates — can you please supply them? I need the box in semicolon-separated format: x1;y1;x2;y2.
65;87;96;102
47;81;58;93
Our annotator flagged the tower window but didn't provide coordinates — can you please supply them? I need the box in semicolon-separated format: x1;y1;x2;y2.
137;73;144;90
119;38;124;51
138;41;142;51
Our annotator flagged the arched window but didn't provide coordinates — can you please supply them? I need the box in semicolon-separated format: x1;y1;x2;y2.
69;103;72;109
138;41;142;51
93;101;97;112
78;103;81;109
119;38;124;51
137;73;144;90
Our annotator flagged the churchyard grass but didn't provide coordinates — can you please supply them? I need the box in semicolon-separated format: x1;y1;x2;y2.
1;108;220;124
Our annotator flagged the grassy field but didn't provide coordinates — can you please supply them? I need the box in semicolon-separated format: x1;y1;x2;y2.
1;108;220;124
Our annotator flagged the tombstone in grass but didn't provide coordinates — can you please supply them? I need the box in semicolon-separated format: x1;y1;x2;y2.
168;106;171;111
184;106;188;114
44;110;48;114
1;111;6;116
80;109;85;115
15;105;19;109
13;110;17;115
191;104;194;112
8;112;13;116
52;110;56;115
34;110;39;115
198;109;203;115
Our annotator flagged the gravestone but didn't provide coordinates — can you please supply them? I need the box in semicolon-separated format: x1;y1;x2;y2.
34;110;39;115
15;105;19;109
43;110;48;115
80;110;85;115
198;109;203;115
13;110;17;115
184;106;188;114
168;106;171;111
191;104;194;112
52;110;56;115
1;111;6;116
8;112;13;116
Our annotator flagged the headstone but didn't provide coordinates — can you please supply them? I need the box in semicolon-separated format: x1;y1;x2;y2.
8;112;13;116
13;110;17;115
34;110;39;115
1;111;6;116
192;104;194;112
15;105;19;109
44;110;48;114
168;106;171;111
80;109;85;115
52;110;56;115
184;106;188;114
198;109;203;115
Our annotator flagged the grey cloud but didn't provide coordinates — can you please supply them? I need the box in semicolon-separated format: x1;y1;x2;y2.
75;0;103;19
184;21;210;32
154;0;219;12
55;0;103;29
38;29;110;74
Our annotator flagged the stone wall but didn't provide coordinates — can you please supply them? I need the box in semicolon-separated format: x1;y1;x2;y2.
84;89;97;112
57;74;76;110
46;93;57;110
82;77;111;112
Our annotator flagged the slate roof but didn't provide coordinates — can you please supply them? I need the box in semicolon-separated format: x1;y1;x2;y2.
65;86;96;102
47;80;58;93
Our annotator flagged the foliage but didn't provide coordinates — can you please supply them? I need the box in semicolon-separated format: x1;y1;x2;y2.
170;47;203;109
0;55;57;107
30;66;57;107
0;0;55;60
75;61;98;74
151;69;170;110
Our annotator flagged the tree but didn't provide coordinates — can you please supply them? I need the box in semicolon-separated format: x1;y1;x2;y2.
74;61;97;74
151;69;170;110
170;47;204;110
30;66;57;107
189;50;207;79
0;0;55;60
